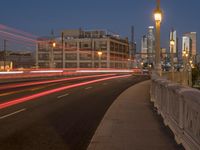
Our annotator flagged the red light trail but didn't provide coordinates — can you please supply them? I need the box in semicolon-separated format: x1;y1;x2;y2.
0;74;116;91
0;74;131;110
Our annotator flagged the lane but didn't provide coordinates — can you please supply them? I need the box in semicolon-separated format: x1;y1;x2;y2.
0;73;116;91
0;74;131;110
0;74;119;104
0;75;149;150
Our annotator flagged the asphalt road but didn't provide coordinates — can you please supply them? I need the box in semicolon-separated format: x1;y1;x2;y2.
0;74;149;150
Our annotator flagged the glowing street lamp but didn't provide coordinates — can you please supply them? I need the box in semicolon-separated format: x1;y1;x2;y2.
97;51;103;56
50;41;56;68
153;0;163;76
170;38;175;80
52;42;56;48
97;51;103;68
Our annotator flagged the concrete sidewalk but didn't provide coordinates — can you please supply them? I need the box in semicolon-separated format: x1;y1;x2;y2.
87;80;183;150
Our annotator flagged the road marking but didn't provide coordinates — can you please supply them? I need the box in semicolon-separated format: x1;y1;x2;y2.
57;93;69;99
0;108;26;120
85;87;93;90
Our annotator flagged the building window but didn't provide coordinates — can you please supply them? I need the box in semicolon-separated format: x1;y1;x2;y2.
65;63;77;68
65;53;77;60
38;53;49;60
54;53;62;60
80;53;92;60
80;63;92;68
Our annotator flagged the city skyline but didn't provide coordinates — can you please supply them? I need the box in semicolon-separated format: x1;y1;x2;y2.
0;0;200;52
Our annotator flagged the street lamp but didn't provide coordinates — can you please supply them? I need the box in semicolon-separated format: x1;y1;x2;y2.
170;38;175;80
182;48;192;86
153;0;163;76
53;42;56;48
50;41;56;68
97;51;103;68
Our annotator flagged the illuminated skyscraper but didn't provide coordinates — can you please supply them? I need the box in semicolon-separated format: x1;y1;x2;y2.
141;35;148;60
147;26;155;64
183;32;197;57
170;30;178;57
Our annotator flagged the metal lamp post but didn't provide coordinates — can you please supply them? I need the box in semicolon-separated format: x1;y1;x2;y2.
153;0;163;76
182;49;189;85
50;42;56;68
97;51;103;68
170;39;175;80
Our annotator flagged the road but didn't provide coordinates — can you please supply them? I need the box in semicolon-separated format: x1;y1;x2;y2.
0;74;149;150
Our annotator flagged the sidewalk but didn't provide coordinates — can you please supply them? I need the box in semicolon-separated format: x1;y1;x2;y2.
87;80;183;150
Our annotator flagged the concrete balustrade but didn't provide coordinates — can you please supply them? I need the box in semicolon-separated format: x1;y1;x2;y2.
151;76;200;150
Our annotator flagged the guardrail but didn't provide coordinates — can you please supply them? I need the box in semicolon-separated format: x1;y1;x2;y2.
150;76;200;150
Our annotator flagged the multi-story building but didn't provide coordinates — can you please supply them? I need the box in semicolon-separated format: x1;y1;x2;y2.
183;32;197;56
36;29;130;69
141;35;148;60
170;30;178;57
140;26;155;65
182;32;197;61
147;26;155;64
0;50;35;69
182;36;192;55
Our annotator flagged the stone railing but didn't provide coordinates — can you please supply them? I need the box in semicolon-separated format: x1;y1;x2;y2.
150;76;200;150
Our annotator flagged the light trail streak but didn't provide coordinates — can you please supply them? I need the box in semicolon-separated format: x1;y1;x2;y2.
30;70;64;73
0;74;131;110
76;70;133;73
0;34;36;47
0;71;24;75
0;31;36;43
0;24;37;39
0;74;116;91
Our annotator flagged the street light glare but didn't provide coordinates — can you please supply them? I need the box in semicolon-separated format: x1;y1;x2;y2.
97;51;103;56
154;12;162;22
170;40;175;46
53;42;56;47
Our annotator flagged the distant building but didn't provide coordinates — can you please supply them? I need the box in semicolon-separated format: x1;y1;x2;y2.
170;30;178;57
147;26;155;64
182;36;192;55
161;48;167;59
182;32;197;57
141;35;148;60
0;50;35;69
36;29;130;69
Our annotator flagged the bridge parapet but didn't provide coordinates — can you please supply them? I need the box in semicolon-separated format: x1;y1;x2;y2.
151;76;200;150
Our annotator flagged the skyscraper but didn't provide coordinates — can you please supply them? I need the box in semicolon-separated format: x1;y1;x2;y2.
182;36;191;55
170;30;178;56
147;26;155;64
183;32;197;56
141;35;148;60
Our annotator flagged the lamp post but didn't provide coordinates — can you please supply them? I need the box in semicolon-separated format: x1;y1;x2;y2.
170;39;175;80
3;39;7;71
182;49;189;85
153;0;163;76
50;42;56;68
97;51;103;68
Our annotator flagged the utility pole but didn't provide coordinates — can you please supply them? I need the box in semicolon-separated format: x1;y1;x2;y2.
62;32;65;69
3;40;7;71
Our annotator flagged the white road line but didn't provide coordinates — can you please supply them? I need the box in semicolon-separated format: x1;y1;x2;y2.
85;87;93;90
57;93;69;99
0;108;26;120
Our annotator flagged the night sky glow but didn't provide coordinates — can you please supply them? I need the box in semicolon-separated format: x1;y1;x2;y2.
0;0;200;52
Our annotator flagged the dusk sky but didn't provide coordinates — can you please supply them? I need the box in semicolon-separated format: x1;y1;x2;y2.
0;0;200;52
